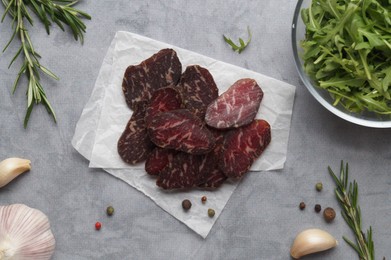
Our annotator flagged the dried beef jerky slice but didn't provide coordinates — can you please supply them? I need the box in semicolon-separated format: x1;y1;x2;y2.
199;168;227;189
219;119;271;178
157;152;203;189
148;109;215;154
122;49;182;110
178;65;218;119
144;87;182;126
205;78;263;129
145;147;176;176
198;129;227;188
117;102;155;164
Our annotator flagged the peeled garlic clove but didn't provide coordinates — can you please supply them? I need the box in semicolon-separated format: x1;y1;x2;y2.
0;204;55;260
290;228;337;259
0;158;31;188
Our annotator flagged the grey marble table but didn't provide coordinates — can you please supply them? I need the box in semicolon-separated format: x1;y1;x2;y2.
0;1;390;259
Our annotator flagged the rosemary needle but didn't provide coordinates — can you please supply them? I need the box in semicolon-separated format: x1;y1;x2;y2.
1;0;91;127
328;161;375;260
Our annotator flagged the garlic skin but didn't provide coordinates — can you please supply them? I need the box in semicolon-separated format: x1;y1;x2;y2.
0;204;55;260
0;158;31;188
290;228;338;259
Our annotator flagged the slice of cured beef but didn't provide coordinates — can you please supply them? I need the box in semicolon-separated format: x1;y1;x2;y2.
156;152;203;189
148;109;215;154
205;78;263;129
144;87;182;126
198;168;227;189
145;147;176;176
122;49;182;110
117;102;155;164
198;129;227;188
178;65;218;119
219;119;271;178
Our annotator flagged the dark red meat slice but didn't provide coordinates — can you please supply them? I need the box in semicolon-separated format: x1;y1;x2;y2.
198;168;227;188
157;152;203;189
117;102;155;164
148;109;215;154
122;49;182;110
198;129;227;188
219;119;271;178
178;65;218;119
205;78;263;129
145;148;176;176
144;87;182;126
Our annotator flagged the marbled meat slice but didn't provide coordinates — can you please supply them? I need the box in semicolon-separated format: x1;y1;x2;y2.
219;119;271;178
178;65;218;119
198;168;227;188
148;109;215;154
117;102;155;164
122;49;182;110
205;78;263;129
144;87;182;126
157;152;203;189
145;147;176;176
198;129;227;188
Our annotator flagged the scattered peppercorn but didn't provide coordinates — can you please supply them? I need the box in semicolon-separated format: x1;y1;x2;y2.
315;182;323;191
323;207;336;222
299;202;306;210
182;199;192;210
208;208;215;218
201;196;207;203
106;206;114;216
95;222;102;230
314;204;321;213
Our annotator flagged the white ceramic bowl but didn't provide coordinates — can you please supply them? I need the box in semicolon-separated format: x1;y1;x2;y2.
292;0;391;128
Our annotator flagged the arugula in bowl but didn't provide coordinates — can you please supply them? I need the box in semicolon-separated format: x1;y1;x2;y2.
301;0;391;114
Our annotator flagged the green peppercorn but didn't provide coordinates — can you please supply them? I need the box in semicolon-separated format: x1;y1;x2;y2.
315;182;323;192
106;206;114;216
208;208;215;218
182;199;192;211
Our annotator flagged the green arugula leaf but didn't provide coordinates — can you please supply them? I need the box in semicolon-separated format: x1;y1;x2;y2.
223;26;252;54
301;0;391;115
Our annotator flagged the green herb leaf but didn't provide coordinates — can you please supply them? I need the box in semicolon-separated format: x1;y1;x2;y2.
223;26;252;54
1;0;90;127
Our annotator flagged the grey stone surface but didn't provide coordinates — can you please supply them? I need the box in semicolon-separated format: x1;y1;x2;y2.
0;1;390;259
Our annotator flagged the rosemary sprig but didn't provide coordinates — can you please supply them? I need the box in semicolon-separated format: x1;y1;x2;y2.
223;26;252;54
1;0;90;127
328;161;374;260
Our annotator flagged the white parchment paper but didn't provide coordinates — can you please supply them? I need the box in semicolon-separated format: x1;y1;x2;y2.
72;31;296;238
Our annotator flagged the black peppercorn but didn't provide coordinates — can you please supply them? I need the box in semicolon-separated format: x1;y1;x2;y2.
182;199;192;211
299;202;306;210
314;204;321;213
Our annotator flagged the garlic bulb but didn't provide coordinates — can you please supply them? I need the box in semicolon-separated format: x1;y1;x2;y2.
0;158;31;188
0;204;55;260
290;228;337;259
